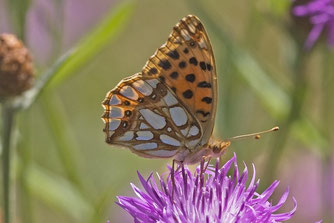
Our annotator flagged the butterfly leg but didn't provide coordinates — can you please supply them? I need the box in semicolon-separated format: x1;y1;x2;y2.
203;156;212;173
171;159;176;202
171;159;183;203
198;156;212;188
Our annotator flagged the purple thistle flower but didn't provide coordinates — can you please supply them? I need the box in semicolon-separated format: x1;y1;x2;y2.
292;0;334;49
116;154;297;223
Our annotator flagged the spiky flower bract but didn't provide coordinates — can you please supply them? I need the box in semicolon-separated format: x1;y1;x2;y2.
117;154;297;223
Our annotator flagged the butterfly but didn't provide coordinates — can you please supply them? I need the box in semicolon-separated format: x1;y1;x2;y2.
101;15;230;164
101;15;277;165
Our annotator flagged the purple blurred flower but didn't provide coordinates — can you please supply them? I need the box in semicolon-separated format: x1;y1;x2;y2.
292;0;334;49
117;154;297;223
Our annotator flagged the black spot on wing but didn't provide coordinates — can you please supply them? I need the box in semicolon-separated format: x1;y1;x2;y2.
199;61;206;71
196;110;210;117
197;81;212;88
159;76;165;83
201;97;212;104
179;61;187;69
185;74;195;83
189;57;198;66
158;60;171;70
207;63;212;71
167;50;180;60
170;71;179;79
183;89;193;99
148;67;158;75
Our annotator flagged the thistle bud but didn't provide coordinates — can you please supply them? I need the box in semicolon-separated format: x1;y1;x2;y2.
0;34;34;100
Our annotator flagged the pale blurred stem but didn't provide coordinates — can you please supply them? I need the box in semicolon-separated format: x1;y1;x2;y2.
1;102;16;223
17;114;34;223
264;44;308;185
39;92;84;192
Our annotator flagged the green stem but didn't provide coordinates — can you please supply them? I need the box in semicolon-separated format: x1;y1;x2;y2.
17;112;34;223
1;102;16;223
39;92;84;192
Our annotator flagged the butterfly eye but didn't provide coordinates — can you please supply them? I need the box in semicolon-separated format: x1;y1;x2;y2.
212;145;221;154
124;100;130;106
138;97;144;103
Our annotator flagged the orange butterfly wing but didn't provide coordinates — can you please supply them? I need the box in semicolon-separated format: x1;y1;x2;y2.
142;15;217;146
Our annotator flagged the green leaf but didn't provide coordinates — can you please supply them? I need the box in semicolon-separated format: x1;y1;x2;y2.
49;0;136;87
26;164;93;221
232;48;290;120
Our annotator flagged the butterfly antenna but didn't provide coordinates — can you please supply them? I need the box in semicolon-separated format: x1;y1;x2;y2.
226;126;279;141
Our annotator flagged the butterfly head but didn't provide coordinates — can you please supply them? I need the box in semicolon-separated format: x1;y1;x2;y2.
207;139;231;159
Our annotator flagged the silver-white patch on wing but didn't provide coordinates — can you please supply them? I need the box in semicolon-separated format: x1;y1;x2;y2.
118;131;134;141
109;107;123;118
170;107;187;126
134;142;158;150
109;95;121;105
136;131;154;140
139;123;150;129
188;125;199;136
108;119;121;130
132;80;153;96
163;91;178;106
120;86;138;100
145;79;159;88
139;109;166;129
180;29;191;41
160;134;181;147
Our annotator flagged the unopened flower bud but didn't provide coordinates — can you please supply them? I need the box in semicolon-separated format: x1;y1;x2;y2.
0;33;34;100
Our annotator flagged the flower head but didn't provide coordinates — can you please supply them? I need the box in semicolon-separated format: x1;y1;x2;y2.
117;154;297;223
292;0;334;49
0;33;34;100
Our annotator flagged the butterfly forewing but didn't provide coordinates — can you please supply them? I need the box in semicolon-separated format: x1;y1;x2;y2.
102;15;217;160
142;15;217;146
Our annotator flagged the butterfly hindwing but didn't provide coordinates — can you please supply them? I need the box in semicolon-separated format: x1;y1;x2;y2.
102;74;202;158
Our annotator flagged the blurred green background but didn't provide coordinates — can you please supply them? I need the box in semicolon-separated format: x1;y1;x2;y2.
0;0;333;222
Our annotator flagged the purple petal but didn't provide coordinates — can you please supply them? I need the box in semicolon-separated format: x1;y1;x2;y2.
116;155;296;222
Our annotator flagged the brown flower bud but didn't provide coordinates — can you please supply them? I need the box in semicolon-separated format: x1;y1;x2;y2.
0;33;34;99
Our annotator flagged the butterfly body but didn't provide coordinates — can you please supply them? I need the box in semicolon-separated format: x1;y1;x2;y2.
102;15;229;164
